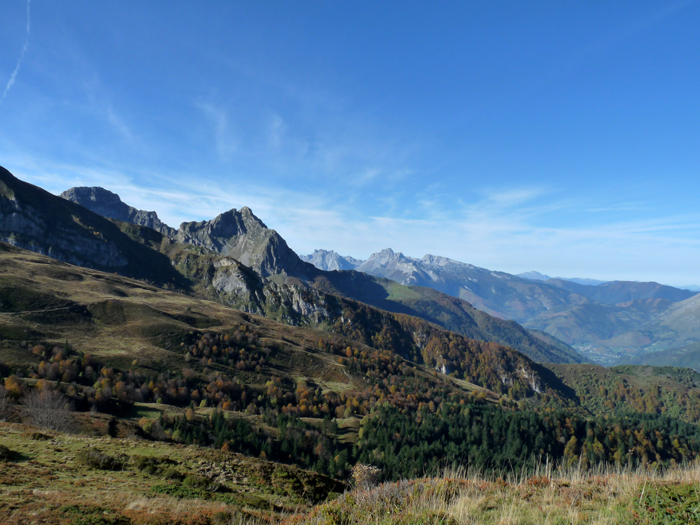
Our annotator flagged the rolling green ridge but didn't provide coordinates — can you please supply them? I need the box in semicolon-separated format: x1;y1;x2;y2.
545;363;700;424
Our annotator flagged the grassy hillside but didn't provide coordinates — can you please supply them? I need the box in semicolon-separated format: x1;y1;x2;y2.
0;242;589;473
0;241;561;402
0;421;342;524
4;420;699;525
286;463;700;525
3;243;700;524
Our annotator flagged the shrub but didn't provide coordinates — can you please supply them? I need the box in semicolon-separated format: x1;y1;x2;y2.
60;505;131;525
182;473;211;489
351;464;381;491
76;449;124;471
161;466;183;480
0;444;13;461
20;389;74;432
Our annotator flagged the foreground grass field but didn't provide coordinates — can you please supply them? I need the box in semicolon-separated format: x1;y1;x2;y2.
285;463;700;525
0;421;343;525
2;417;700;524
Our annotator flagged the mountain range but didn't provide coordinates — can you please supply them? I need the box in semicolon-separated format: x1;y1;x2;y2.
301;248;700;366
516;271;607;286
0;167;580;365
4;166;699;370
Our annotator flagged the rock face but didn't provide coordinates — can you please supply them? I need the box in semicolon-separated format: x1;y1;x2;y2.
175;207;312;278
0;167;186;286
61;186;175;237
1;169;129;269
62;186;316;280
300;249;362;271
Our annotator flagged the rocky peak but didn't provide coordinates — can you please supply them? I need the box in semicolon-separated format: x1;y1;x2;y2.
60;186;175;237
300;249;362;271
358;248;418;271
176;207;309;278
1;167;185;285
371;247;396;259
61;183;313;280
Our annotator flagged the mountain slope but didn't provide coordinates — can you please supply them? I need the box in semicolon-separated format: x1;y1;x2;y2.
616;342;700;372
517;271;606;286
545;362;700;424
0;240;570;403
544;278;696;305
0;167;187;288
353;248;588;322
349;247;698;362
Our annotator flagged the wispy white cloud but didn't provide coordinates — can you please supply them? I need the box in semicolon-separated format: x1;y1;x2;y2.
105;104;133;142
6;156;700;287
268;113;284;149
0;0;31;108
196;101;239;161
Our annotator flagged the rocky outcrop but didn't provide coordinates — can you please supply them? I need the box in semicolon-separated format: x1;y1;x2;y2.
62;185;316;281
61;186;175;237
1;170;129;269
175;207;313;278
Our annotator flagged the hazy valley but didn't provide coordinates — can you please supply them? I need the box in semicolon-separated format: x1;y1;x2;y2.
302;248;700;367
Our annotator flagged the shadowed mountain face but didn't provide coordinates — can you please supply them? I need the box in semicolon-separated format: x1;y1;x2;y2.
61;186;175;237
0;167;187;288
50;179;583;364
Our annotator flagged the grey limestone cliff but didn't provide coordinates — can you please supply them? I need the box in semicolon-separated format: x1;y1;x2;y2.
175;207;312;278
0;167;187;287
61;186;175;237
1;170;128;269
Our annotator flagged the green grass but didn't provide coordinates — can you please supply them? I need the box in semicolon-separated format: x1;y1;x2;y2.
383;282;423;301
0;420;342;524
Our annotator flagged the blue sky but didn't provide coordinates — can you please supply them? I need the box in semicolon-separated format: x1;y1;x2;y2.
1;1;699;285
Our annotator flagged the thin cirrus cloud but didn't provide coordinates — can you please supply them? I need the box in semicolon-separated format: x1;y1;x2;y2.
196;101;240;161
0;0;31;108
8;155;700;286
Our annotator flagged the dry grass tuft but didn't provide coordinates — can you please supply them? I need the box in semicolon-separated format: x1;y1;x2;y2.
285;461;700;525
